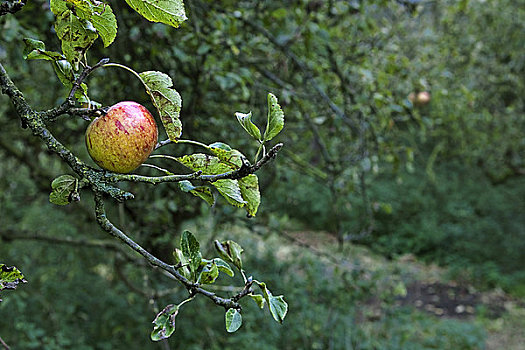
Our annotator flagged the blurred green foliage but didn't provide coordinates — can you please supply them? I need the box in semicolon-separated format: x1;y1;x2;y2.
1;0;523;348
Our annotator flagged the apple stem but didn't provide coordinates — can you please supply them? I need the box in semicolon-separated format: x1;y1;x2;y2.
155;139;172;149
102;63;154;101
254;142;265;163
177;139;210;150
177;296;195;308
140;163;173;175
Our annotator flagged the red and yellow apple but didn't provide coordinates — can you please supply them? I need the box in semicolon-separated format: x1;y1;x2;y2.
416;91;431;105
408;91;431;106
85;101;158;173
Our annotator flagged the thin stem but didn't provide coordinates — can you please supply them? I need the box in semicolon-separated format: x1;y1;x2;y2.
177;139;211;149
178;296;195;308
94;192;177;272
110;143;283;184
0;336;10;350
149;154;181;163
155;139;172;149
103;63;153;99
43;58;109;120
240;270;248;284
140;163;173;175
254;142;264;164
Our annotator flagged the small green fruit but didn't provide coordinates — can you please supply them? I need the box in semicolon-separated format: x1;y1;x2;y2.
85;101;158;173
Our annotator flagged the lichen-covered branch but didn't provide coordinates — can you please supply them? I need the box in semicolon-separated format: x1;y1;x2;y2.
94;192;252;309
109;143;283;184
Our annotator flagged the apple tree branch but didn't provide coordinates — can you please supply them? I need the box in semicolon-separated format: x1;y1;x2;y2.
0;59;275;311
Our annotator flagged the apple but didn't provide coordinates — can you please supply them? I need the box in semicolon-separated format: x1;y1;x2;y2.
85;101;158;173
408;91;431;106
416;91;431;105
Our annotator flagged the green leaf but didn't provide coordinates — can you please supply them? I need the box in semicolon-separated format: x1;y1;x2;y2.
177;154;246;207
22;38;64;61
0;264;27;302
264;93;285;141
179;180;215;206
239;174;260;217
213;240;243;270
236;112;262;141
124;0;187;28
49;175;77;206
249;294;265;309
139;71;182;141
75;1;117;47
268;295;288;323
225;308;242;333
177;153;231;174
74;83;89;101
213;258;234;277
50;0;68;15
52;2;99;69
200;258;234;278
198;261;219;284
213;180;246;207
256;281;288;323
64;0;92;11
52;59;75;87
151;304;178;341
208;142;244;170
180;231;201;281
173;248;191;280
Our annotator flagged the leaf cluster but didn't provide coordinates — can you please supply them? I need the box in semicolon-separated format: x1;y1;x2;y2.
0;264;26;302
151;231;287;341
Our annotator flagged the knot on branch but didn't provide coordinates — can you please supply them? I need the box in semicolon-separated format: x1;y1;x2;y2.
228;143;283;180
85;172;135;202
42;58;110;121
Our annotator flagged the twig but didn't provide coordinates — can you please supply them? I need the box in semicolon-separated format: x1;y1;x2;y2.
67;106;108;121
94;192;253;310
0;137;50;189
1;230;119;250
0;335;10;350
42;58;109;120
155;139;173;150
109;143;283;184
0;229;146;266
